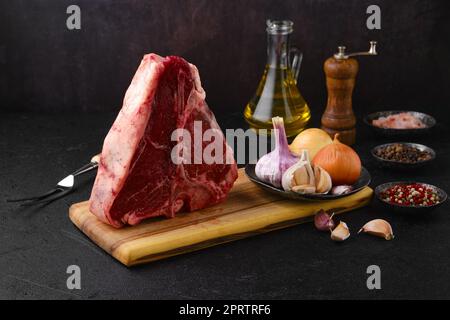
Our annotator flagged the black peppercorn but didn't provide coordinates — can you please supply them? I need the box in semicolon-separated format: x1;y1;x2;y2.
375;143;432;163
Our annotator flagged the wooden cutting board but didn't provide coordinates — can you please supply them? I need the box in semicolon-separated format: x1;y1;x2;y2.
69;168;373;266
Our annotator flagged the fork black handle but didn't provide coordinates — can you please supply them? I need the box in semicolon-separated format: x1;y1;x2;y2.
6;154;101;203
73;154;100;176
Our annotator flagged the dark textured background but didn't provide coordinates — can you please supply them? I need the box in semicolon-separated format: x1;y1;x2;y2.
1;0;450;121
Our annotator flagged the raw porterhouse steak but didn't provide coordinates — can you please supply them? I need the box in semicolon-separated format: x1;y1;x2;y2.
89;54;238;228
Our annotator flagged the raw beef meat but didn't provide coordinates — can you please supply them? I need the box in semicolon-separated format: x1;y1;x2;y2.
89;54;238;228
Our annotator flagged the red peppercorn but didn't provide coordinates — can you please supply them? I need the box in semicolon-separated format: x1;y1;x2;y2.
381;183;440;207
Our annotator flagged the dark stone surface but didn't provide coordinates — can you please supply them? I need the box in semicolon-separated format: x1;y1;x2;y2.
1;111;449;299
1;0;450;118
1;0;450;300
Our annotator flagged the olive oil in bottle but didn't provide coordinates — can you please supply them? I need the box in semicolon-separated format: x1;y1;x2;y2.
244;20;311;137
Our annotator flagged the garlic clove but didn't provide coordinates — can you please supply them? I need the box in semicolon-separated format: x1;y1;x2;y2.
314;165;332;194
331;221;350;241
331;185;353;195
358;219;394;240
314;209;335;231
293;165;309;186
299;149;311;162
304;157;316;186
292;184;316;194
281;149;316;193
282;161;307;191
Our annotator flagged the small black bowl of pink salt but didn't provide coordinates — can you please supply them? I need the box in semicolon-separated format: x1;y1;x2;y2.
364;111;436;136
371;143;435;169
375;182;447;214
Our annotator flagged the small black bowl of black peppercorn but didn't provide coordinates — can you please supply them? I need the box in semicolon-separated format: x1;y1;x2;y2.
371;142;436;169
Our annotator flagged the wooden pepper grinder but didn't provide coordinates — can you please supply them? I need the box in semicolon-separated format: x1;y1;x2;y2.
321;41;377;145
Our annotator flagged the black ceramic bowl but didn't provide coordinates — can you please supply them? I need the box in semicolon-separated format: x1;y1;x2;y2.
245;164;371;201
375;181;447;214
371;142;436;169
364;110;436;136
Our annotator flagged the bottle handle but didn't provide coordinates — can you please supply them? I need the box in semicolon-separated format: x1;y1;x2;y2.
290;47;303;82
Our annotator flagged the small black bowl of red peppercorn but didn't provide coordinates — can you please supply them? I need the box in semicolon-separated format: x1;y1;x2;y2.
375;182;447;214
371;142;435;169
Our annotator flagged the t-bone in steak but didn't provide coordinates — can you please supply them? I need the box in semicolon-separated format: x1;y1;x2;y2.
89;54;238;228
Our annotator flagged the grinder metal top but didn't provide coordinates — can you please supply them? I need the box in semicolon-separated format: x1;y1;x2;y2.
334;41;378;60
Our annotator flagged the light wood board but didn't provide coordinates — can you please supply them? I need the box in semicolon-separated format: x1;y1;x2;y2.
69;168;373;266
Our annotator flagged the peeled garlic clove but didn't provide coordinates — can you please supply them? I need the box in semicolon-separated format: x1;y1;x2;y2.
358;219;394;240
331;221;350;241
314;165;332;194
292;184;316;194
314;209;335;231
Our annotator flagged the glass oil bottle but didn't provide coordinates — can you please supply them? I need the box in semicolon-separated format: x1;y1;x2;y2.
244;20;311;137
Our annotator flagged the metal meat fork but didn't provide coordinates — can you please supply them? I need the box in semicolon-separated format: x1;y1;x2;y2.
7;154;100;206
